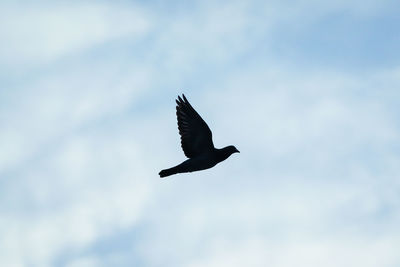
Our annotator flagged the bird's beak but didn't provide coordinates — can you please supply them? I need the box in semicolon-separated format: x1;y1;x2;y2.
236;149;240;153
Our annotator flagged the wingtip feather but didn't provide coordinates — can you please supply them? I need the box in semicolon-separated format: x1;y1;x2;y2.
182;94;189;103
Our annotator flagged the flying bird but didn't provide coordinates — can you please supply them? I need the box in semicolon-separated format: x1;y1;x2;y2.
159;94;239;178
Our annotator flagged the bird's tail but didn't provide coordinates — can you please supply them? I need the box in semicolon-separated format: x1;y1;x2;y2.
159;166;179;178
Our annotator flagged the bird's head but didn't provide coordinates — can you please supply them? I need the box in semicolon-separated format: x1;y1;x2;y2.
226;145;240;155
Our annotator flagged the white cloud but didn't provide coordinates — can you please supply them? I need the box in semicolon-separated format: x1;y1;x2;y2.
0;0;399;266
0;2;151;68
0;120;156;266
66;256;101;267
135;64;400;266
0;56;152;173
185;233;400;267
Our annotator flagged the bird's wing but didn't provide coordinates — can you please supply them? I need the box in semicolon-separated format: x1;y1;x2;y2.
176;94;214;158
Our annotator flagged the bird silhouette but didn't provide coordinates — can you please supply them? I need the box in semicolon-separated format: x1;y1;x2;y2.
159;94;239;178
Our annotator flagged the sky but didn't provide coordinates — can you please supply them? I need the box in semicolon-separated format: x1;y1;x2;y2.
1;0;400;266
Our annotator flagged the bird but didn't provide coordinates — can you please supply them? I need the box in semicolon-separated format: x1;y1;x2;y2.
159;94;239;178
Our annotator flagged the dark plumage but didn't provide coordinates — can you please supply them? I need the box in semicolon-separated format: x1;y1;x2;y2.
159;94;239;178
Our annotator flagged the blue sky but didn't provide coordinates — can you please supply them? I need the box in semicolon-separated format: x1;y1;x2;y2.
1;0;400;266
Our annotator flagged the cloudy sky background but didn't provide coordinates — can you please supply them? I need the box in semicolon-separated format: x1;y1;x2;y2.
1;0;400;266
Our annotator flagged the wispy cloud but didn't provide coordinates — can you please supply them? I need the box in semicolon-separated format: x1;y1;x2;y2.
0;2;151;70
0;0;399;266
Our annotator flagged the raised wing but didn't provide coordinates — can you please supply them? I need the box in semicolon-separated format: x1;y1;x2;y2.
176;94;214;158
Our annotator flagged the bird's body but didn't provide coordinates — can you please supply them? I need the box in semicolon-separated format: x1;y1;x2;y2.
159;94;239;178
